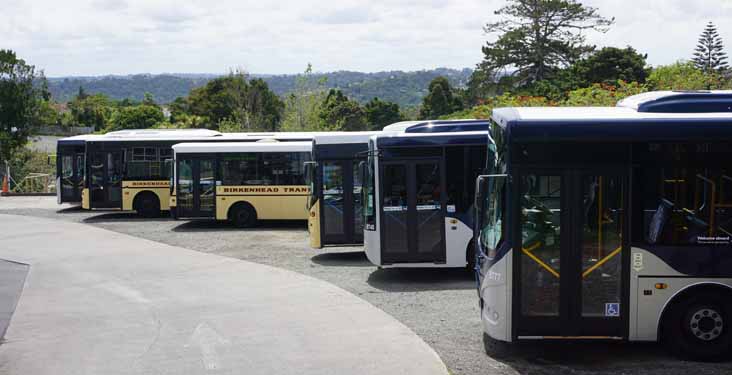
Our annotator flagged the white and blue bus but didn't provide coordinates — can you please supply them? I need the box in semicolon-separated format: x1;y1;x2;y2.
475;91;732;361
363;120;489;268
306;132;381;248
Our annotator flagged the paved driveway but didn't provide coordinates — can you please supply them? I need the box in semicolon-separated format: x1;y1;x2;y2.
0;214;447;375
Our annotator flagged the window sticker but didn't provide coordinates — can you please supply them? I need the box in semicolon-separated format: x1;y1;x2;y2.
447;205;456;213
605;303;620;317
416;204;439;211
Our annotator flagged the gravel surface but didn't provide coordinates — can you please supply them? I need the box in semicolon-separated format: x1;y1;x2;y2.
2;196;731;375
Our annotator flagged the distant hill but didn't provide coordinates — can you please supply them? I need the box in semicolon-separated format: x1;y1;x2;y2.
47;68;472;107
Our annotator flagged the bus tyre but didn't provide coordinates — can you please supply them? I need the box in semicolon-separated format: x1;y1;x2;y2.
483;333;516;359
135;193;161;218
663;291;732;362
230;203;257;228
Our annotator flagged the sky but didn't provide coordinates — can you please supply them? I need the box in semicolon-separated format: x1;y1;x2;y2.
2;0;732;77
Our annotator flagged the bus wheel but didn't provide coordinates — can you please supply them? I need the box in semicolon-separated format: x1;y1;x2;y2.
230;203;257;228
663;290;732;361
135;192;161;218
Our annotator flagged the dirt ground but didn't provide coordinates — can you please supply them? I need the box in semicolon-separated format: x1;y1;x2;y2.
1;196;731;375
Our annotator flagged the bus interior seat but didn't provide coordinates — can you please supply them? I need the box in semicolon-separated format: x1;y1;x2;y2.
647;199;674;245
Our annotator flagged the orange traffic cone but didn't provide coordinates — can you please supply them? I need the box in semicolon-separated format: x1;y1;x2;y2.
1;175;8;195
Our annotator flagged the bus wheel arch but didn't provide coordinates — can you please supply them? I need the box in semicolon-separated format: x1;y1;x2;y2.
133;191;161;218
659;283;732;361
228;201;258;228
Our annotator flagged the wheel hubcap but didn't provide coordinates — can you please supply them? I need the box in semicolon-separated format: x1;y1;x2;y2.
689;308;724;341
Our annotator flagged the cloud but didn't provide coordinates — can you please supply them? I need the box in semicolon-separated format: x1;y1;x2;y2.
2;0;731;76
303;6;378;25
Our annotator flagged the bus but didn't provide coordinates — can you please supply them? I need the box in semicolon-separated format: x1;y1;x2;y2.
77;129;311;217
306;132;381;248
363;120;489;268
474;91;732;361
172;141;312;227
56;134;99;204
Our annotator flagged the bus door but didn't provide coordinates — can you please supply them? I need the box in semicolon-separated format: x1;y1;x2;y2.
516;170;627;338
59;149;84;202
89;151;123;209
380;159;446;264
177;157;216;218
321;160;364;244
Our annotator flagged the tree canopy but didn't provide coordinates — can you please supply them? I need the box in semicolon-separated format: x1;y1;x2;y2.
187;71;284;131
318;89;367;131
364;97;402;130
692;22;729;74
0;49;48;162
477;0;614;89
419;77;463;119
106;105;165;131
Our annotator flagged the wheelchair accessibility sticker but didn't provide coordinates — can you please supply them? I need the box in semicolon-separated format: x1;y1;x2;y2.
605;303;620;317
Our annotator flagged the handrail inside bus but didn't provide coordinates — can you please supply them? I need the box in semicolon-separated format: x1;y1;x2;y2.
694;174;717;237
521;242;559;279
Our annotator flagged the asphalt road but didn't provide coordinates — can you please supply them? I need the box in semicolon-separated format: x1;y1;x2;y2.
2;196;732;375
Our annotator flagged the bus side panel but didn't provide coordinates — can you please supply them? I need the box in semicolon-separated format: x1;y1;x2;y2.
82;188;90;210
630;247;689;341
121;181;170;211
445;217;473;267
309;200;322;248
481;249;513;342
122;186;171;211
169;192;177;218
215;195;309;221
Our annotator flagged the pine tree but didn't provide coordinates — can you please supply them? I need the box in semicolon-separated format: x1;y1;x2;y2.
692;22;729;73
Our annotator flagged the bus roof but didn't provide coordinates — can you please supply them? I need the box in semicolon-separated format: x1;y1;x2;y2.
382;119;490;133
172;141;313;154
57;134;103;146
491;91;732;143
374;130;489;148
312;131;382;145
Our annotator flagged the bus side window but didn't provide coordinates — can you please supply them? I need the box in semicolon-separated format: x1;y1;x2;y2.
641;143;732;246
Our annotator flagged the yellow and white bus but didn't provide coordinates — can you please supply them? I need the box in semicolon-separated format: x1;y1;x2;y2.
172;141;312;227
72;129;312;217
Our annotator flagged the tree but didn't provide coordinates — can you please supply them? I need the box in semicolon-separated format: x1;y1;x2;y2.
142;92;157;107
318;89;367;131
364;97;402;130
187;71;283;131
478;0;614;88
107;105;165;131
68;93;113;130
528;46;648;100
572;46;648;85
693;22;729;73
281;64;328;131
563;81;647;107
419;77;462;119
0;49;47;162
647;61;724;91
